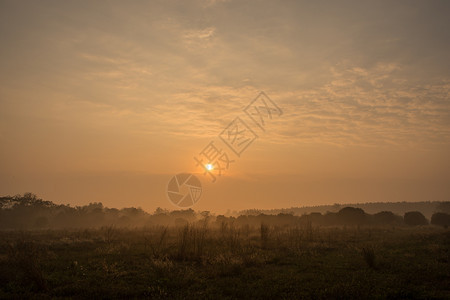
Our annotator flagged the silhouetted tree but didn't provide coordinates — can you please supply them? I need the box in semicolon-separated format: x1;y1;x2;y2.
154;207;168;215
431;212;450;228
404;211;428;226
337;207;366;225
170;209;196;222
372;211;403;225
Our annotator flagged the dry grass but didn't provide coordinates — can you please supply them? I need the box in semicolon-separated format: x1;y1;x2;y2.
0;224;448;299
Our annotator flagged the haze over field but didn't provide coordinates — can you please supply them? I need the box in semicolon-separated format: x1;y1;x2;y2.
1;0;449;213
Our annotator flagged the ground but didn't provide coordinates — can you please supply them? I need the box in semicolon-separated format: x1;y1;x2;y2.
0;224;449;299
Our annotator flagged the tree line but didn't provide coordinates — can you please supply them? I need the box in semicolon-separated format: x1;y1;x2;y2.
1;193;449;229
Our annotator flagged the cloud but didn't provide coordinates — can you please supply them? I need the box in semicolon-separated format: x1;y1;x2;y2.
1;0;449;167
273;62;450;148
183;27;216;49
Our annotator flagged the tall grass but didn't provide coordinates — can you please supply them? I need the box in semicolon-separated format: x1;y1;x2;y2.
176;221;208;260
305;219;313;241
260;223;270;248
287;226;303;250
361;246;376;269
7;235;48;292
145;226;168;258
219;221;242;251
1;224;447;298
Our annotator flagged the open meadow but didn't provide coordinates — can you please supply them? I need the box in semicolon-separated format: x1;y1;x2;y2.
1;223;449;299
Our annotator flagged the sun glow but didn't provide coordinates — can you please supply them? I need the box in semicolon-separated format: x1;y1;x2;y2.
205;163;214;171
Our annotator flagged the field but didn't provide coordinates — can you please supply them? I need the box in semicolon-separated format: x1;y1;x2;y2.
1;222;449;299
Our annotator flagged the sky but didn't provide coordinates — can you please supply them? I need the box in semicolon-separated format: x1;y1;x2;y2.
0;0;449;213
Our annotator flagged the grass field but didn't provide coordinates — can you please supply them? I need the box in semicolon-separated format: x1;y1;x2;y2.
1;223;449;299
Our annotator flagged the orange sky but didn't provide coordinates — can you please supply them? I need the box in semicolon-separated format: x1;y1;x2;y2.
1;0;449;213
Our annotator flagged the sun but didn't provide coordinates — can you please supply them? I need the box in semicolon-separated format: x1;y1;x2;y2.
205;163;214;171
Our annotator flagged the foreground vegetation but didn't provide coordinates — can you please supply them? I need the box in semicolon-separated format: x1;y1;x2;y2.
1;223;449;299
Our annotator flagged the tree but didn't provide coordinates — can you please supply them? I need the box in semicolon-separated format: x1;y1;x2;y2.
372;211;402;225
154;207;168;215
404;211;428;226
337;207;366;225
431;212;450;228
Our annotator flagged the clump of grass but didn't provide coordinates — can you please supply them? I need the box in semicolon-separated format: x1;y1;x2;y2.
150;257;174;277
206;252;244;277
361;246;376;269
